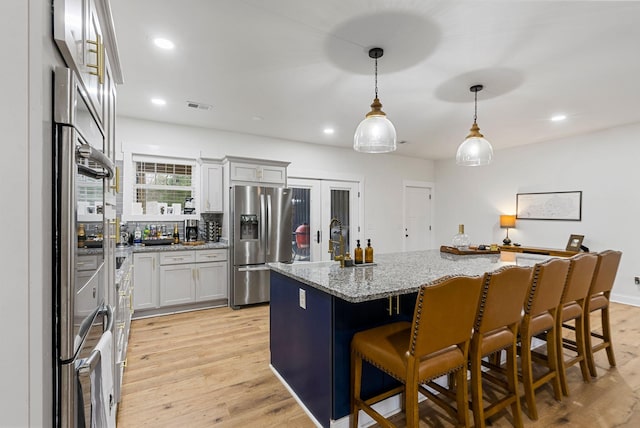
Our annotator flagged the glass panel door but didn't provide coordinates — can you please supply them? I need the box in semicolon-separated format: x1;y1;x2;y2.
321;181;359;262
288;179;321;262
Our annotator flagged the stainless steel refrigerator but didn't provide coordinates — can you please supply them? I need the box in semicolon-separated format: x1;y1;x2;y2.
230;186;292;308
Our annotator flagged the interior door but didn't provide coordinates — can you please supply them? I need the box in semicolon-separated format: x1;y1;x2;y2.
321;181;359;261
288;179;321;262
403;184;432;251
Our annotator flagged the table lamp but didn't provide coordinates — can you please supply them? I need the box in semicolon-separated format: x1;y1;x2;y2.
500;215;516;245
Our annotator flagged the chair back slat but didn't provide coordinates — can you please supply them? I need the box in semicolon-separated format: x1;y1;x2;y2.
476;265;532;333
589;250;622;296
525;258;570;316
409;275;483;357
561;253;598;304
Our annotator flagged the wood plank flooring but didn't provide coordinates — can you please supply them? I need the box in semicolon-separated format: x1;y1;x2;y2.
117;302;640;427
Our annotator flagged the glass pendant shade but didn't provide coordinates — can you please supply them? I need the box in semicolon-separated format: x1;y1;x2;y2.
354;98;397;153
456;84;493;166
456;124;493;166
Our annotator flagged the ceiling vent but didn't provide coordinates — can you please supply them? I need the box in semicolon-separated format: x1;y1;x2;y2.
186;101;212;111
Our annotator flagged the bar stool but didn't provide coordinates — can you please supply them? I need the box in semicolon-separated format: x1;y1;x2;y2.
470;265;532;428
556;252;598;395
583;250;622;377
519;257;570;420
350;275;483;428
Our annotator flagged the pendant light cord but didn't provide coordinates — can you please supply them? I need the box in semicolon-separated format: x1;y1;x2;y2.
473;89;478;124
374;57;379;99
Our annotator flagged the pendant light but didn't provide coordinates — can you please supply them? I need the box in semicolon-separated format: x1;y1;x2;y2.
353;48;397;153
456;84;493;166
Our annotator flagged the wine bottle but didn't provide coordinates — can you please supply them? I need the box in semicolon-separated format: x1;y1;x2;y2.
173;223;180;244
354;239;363;264
365;239;374;263
77;223;86;247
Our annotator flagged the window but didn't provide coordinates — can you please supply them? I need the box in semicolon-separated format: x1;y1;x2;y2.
128;155;196;217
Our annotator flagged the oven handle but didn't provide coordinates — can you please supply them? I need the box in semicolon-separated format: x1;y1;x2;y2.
77;304;114;375
77;144;115;179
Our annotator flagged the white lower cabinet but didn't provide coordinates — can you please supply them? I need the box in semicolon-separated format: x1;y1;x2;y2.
132;253;158;310
160;263;196;306
196;262;228;301
130;249;229;313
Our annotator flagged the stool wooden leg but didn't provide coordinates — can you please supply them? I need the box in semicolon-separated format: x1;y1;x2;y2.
350;351;361;428
520;331;538;420
506;343;524;428
556;318;570;397
470;349;485;428
546;326;563;401
584;310;598;377
602;305;617;367
574;313;591;383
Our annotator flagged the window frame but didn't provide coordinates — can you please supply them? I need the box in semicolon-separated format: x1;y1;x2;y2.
122;152;200;222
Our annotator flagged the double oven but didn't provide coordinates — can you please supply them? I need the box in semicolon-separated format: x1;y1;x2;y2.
53;66;115;427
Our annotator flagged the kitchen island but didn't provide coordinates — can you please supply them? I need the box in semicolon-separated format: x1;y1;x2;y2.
269;250;551;427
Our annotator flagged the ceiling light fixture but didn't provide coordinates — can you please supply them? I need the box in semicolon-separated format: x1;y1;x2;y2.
353;47;396;153
151;98;166;106
551;114;567;122
323;128;335;135
456;84;493;166
153;38;175;50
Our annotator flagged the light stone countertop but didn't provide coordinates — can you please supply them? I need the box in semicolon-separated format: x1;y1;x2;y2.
269;249;552;303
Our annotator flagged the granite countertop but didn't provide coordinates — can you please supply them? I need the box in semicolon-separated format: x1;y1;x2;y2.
269;249;552;303
128;241;228;253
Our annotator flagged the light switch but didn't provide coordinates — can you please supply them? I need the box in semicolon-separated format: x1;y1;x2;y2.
299;288;306;309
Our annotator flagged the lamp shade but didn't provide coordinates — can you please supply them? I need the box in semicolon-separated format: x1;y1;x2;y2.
353;113;397;153
500;215;516;228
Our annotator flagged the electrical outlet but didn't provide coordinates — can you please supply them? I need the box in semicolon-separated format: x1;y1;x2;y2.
635;277;640;286
299;288;306;309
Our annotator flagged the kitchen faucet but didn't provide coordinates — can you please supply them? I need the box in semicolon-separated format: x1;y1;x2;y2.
328;218;346;268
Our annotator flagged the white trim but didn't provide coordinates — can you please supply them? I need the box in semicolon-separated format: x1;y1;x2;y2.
611;294;640;307
402;180;436;251
269;365;409;428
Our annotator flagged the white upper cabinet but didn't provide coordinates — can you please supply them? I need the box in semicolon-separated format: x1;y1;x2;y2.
224;156;290;186
200;161;223;212
53;0;123;125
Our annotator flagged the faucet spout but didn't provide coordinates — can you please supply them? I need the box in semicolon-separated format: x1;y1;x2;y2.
328;218;346;268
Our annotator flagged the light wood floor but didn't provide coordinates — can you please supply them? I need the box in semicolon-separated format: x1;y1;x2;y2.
117;302;640;427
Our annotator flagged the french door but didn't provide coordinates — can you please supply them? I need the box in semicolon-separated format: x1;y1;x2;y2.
289;178;360;262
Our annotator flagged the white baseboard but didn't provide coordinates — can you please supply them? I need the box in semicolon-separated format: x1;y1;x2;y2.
611;293;640;307
269;364;440;428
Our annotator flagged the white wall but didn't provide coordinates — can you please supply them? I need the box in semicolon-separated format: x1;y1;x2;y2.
117;116;435;253
435;122;640;305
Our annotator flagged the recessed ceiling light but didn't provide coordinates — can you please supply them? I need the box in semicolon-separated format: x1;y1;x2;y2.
251;116;263;121
323;128;335;135
153;38;175;50
151;98;166;106
551;114;567;122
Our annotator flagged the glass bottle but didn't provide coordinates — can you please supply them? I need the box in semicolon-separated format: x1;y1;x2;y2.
143;224;150;240
77;223;86;247
354;239;363;264
134;224;142;244
173;223;180;244
452;224;470;250
365;239;374;264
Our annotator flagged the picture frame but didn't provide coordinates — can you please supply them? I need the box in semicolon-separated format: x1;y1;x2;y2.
566;234;585;252
516;191;582;221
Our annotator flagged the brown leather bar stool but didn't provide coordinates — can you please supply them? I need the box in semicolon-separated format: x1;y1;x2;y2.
350;275;483;428
556;252;598;396
583;250;622;377
470;265;532;428
518;257;570;420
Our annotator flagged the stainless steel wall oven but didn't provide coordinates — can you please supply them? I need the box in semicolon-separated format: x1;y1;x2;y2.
53;66;115;427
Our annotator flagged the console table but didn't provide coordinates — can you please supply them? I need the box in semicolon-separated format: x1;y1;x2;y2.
499;245;579;258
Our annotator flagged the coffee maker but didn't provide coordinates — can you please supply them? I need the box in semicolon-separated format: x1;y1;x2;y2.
184;219;199;242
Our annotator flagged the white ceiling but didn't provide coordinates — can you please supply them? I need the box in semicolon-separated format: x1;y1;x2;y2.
109;0;640;160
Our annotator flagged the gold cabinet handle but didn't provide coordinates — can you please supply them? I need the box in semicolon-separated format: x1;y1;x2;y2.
129;290;134;314
86;35;104;84
110;166;120;192
388;296;393;316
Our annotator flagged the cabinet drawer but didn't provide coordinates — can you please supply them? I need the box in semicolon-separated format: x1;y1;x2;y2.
159;251;196;265
195;249;227;263
77;255;99;271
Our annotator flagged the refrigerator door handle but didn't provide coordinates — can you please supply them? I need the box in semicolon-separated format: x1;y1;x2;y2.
260;193;267;254
266;193;272;256
238;265;272;272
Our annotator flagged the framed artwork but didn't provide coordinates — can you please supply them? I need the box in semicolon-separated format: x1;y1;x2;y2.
566;234;585;252
516;191;582;221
